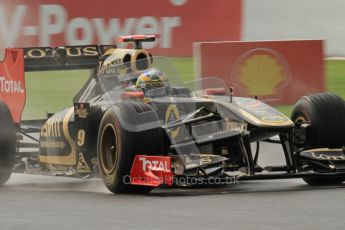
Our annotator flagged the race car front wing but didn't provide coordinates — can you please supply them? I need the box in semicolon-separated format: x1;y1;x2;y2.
129;148;345;187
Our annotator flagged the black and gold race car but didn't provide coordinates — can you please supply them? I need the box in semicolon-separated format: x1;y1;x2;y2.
1;35;345;194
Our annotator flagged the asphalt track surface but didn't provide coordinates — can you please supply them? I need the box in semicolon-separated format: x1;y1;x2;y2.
1;142;345;230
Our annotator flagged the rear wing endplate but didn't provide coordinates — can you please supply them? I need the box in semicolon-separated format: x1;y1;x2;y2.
0;49;25;123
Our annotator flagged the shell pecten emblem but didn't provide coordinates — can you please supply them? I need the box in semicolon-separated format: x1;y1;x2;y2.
237;54;286;96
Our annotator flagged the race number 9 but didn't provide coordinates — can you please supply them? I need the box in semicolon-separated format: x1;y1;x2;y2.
77;129;86;146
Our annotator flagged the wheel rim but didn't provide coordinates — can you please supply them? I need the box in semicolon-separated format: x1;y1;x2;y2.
294;116;307;124
100;124;118;174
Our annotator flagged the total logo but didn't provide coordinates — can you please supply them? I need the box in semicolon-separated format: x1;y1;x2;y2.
0;76;24;93
139;157;171;173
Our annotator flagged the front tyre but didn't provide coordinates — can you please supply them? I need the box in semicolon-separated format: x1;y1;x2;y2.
291;93;345;185
97;108;153;194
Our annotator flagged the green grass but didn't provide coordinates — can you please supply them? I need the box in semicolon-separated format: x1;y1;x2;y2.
22;58;345;119
326;59;345;97
171;57;195;82
23;70;89;119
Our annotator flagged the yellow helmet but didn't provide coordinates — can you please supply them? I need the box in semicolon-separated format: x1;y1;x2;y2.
136;69;169;91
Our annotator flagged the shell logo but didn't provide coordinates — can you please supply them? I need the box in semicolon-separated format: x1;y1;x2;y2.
236;51;288;97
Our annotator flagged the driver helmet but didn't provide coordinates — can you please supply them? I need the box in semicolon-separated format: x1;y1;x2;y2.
136;68;169;92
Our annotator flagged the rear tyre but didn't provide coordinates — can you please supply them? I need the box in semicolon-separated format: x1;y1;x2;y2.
97;102;167;194
291;93;345;185
0;101;16;186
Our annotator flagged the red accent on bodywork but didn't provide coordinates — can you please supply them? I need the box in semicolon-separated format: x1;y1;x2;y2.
130;155;173;187
206;88;226;95
121;91;145;100
0;49;25;123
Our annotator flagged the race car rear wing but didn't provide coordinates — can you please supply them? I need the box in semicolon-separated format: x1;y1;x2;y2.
23;45;116;72
23;35;157;71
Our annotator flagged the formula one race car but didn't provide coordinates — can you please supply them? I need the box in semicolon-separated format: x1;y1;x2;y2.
1;35;345;194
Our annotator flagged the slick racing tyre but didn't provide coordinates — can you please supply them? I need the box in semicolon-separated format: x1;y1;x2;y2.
291;93;345;185
0;101;16;186
97;102;167;194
